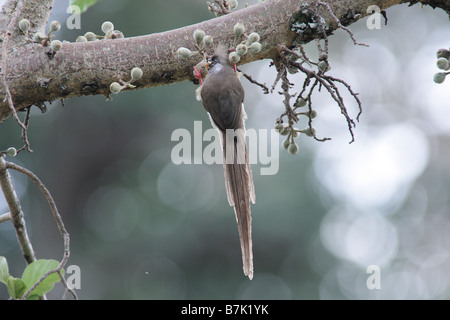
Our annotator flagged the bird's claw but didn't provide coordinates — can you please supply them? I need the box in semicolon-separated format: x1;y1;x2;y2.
193;66;203;85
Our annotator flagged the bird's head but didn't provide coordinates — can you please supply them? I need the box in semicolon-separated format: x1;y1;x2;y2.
205;44;232;74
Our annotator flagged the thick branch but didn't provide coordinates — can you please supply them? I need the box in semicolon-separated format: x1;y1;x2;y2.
0;0;449;122
0;0;55;40
0;156;36;264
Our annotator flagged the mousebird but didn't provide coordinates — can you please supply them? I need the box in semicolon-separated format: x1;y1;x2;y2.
195;44;255;279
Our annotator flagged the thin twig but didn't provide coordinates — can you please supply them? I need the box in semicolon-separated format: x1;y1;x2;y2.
326;74;363;121
5;161;76;300
317;1;369;47
236;67;269;94
270;65;283;93
207;0;231;15
6;161;69;237
279;44;360;143
0;212;11;223
298;45;317;66
17;107;33;153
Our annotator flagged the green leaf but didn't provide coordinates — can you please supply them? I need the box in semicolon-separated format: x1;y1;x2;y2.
69;0;101;13
22;259;62;297
7;277;27;299
0;256;10;284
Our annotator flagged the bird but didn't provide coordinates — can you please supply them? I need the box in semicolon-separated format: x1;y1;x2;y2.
195;44;255;279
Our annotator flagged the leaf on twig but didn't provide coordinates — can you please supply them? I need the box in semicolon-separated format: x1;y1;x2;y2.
7;277;27;299
21;259;63;298
0;256;10;284
69;0;101;13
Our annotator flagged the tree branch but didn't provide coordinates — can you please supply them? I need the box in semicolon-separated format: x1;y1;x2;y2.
0;211;11;223
0;156;36;264
5;160;76;300
0;0;449;122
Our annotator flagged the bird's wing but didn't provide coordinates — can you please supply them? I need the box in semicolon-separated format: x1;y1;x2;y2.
201;73;244;131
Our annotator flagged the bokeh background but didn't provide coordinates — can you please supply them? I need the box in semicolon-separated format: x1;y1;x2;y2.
1;0;450;299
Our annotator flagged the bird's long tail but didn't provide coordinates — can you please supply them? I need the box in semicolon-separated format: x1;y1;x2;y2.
222;129;255;279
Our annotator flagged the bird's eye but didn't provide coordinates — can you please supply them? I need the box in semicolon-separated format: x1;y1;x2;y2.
207;56;218;64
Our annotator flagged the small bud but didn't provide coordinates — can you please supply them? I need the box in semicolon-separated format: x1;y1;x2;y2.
249;42;262;53
274;123;284;133
233;22;245;39
84;32;97;41
49;20;61;33
131;67;143;81
292;129;300;138
437;57;449;70
193;29;205;45
6;147;17;157
19;19;30;32
177;47;193;59
280;124;290;136
236;44;247;56
309;110;317;119
110;82;122;94
301;126;316;137
247;32;260;43
76;35;87;42
294;98;307;108
101;21;114;34
288;142;299;155
436;48;450;60
50;40;62;51
319;52;328;61
287;65;299;75
282;138;290;150
33;32;46;43
229;0;239;9
229;51;241;64
106;30;124;39
203;35;213;46
318;60;329;72
434;72;446;84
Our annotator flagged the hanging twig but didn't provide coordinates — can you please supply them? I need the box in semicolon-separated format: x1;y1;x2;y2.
5;161;77;300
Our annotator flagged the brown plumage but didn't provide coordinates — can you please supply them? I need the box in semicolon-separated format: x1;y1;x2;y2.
196;45;255;279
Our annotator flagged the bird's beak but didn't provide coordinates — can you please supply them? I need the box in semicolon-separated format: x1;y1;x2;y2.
204;60;212;70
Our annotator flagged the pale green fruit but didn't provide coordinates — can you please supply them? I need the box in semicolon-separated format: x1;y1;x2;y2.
288;142;299;155
234;23;245;39
437;57;449;70
131;67;143;81
76;36;87;42
19;19;30;32
248;32;260;43
229;51;240;64
236;44;247;56
177;47;193;59
101;21;114;34
434;72;446;84
7;147;17;157
249;42;261;53
50;40;62;51
49;20;61;33
84;32;97;41
193;29;205;45
110;82;122;94
203;35;213;46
